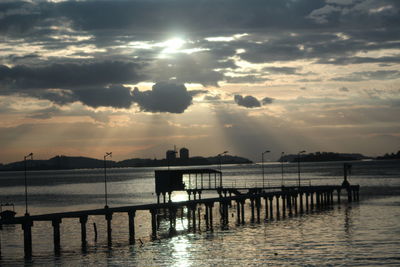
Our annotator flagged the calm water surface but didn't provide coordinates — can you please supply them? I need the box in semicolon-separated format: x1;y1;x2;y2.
0;160;399;266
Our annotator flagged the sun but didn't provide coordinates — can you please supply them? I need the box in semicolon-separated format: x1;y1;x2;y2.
161;38;185;54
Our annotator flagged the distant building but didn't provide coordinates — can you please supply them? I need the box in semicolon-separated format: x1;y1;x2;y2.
166;150;176;161
180;147;189;159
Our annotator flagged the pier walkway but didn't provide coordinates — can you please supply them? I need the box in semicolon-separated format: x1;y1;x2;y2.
0;184;360;259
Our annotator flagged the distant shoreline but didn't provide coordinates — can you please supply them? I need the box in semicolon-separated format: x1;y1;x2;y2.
0;154;253;172
1;151;398;172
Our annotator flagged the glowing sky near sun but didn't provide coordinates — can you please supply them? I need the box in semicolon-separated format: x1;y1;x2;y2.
0;0;399;163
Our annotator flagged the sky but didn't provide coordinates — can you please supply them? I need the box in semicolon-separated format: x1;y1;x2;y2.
0;0;399;163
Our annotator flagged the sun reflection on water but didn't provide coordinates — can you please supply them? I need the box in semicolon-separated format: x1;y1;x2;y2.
170;236;193;267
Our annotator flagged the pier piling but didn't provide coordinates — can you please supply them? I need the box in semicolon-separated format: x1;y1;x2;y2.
128;210;136;244
250;198;255;223
79;216;87;249
52;218;61;254
105;212;113;246
22;219;33;259
269;196;273;220
276;195;280;218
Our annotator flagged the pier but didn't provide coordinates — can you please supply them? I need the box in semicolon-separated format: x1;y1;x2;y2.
0;175;359;259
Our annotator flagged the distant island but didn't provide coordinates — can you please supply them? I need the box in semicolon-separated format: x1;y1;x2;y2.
376;151;400;160
0;154;252;172
279;152;369;162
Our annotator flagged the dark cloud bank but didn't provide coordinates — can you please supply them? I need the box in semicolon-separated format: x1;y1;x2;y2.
234;95;274;108
0;0;399;113
0;61;203;113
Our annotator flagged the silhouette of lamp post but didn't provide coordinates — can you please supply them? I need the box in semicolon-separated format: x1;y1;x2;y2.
104;152;112;208
24;153;33;216
297;150;306;188
261;150;270;188
218;151;228;172
281;152;285;186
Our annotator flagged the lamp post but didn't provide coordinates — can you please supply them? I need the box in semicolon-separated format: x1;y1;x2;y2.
104;152;112;208
218;151;228;172
24;153;33;216
281;152;284;186
261;150;270;188
297;150;306;188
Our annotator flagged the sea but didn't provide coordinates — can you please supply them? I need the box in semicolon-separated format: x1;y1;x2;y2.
0;160;399;266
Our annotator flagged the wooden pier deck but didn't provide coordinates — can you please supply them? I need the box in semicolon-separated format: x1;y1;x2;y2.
0;184;360;259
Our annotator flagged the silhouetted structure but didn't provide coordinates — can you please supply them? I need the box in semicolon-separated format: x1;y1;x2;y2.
0;161;360;259
155;168;222;203
166;150;176;161
180;147;189;160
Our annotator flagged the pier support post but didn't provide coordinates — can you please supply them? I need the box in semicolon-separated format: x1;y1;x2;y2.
320;192;324;207
236;200;241;225
305;193;309;212
294;194;298;214
250;198;255;223
22;218;33;259
169;206;177;234
128;210;136;244
205;204;210;229
187;205;191;229
288;194;293;216
276;195;280;218
105;212;113;247
337;189;341;204
150;209;157;239
256;198;261;223
316;192;320;209
191;204;197;232
264;197;268;220
224;201;229;227
79;216;88;249
326;191;330;206
310;192;314;210
299;193;304;214
325;192;329;206
269;196;273;220
209;203;214;231
282;195;286;217
241;200;245;224
197;207;201;231
52;218;62;254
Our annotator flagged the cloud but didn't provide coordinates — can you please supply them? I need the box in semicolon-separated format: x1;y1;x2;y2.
147;53;225;87
262;97;274;105
234;95;261;108
204;94;221;101
225;75;269;84
262;66;300;75
234;94;275;108
332;70;400;81
132;82;196;113
74;85;134;109
0;61;145;90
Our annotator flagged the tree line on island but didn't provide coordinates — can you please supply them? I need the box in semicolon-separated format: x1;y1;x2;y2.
0;154;252;172
0;151;398;172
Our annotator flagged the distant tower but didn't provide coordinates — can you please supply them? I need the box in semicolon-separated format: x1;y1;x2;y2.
180;147;189;160
166;150;176;161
